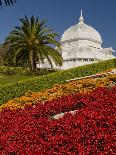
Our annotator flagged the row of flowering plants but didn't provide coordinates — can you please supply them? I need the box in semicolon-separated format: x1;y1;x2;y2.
0;74;116;111
0;86;116;154
1;58;116;104
95;67;116;75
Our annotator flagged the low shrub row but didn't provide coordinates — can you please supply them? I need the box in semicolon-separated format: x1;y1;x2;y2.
0;58;116;104
1;74;115;110
0;66;27;75
0;66;56;76
0;86;115;154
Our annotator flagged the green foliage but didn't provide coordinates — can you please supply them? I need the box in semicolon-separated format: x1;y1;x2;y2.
0;58;116;104
0;67;56;87
3;16;63;71
0;66;26;75
0;66;56;76
0;0;16;8
0;75;37;87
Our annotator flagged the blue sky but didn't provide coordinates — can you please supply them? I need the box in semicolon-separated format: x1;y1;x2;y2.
0;0;116;55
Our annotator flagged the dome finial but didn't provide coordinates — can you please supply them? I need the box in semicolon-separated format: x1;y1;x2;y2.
79;9;84;23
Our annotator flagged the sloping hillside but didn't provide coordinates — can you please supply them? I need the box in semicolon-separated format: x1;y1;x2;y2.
0;58;116;104
0;71;115;154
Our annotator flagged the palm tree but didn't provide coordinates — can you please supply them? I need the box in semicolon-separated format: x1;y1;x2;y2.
3;16;63;71
0;0;16;8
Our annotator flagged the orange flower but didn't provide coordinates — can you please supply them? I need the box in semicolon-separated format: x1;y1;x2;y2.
0;73;115;111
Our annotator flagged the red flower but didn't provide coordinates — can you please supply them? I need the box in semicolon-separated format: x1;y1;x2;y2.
0;86;116;154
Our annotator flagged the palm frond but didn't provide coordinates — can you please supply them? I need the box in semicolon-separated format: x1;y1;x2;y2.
0;0;16;9
31;16;35;33
3;15;62;70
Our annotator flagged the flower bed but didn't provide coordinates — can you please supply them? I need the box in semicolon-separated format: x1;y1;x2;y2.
1;58;116;104
0;86;116;154
1;74;115;111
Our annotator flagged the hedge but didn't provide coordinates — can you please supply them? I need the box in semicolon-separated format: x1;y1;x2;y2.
0;58;116;105
0;66;56;76
0;66;27;75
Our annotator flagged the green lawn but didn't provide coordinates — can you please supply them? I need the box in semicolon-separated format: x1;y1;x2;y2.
0;75;37;87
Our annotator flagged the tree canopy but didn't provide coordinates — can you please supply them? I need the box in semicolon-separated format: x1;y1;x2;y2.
3;16;63;71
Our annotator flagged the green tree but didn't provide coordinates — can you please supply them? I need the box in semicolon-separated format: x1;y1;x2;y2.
0;0;16;8
3;16;63;71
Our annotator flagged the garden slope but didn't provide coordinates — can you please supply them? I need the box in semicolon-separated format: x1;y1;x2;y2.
0;86;116;154
0;58;116;104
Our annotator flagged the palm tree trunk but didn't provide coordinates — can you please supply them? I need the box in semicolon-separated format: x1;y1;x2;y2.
29;50;35;72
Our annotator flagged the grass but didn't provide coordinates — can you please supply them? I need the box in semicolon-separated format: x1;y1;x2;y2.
0;74;37;87
0;68;56;87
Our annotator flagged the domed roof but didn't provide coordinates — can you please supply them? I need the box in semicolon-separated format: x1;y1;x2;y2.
61;10;102;44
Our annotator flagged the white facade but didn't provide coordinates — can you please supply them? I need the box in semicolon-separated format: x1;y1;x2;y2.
59;10;115;70
37;10;115;70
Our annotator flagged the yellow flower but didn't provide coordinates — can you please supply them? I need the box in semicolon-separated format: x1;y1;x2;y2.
0;73;115;111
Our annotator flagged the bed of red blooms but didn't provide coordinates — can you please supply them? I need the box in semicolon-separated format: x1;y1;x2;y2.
0;86;116;155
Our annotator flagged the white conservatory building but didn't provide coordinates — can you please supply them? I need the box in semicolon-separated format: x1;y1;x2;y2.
39;10;115;70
